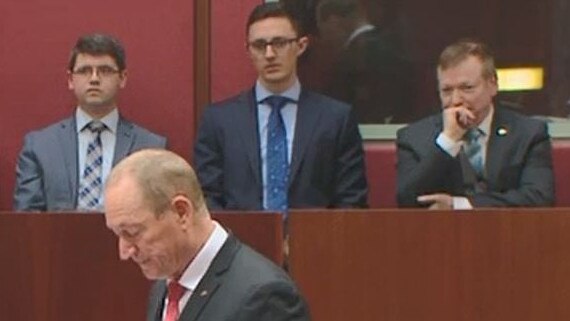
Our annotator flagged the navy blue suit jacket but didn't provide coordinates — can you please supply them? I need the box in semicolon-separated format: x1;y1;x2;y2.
194;88;368;210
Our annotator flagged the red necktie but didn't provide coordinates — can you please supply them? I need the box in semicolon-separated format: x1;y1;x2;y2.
165;281;186;321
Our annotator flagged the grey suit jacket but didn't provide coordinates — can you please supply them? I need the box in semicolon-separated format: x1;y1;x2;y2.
147;235;310;321
396;106;555;207
14;115;167;211
194;88;368;210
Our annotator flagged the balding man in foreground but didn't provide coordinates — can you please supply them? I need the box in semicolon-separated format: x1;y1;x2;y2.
104;149;310;321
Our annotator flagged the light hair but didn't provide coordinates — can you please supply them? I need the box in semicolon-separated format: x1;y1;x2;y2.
106;149;207;217
438;39;496;80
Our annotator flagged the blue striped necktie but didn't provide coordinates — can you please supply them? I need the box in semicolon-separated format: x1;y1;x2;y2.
264;95;292;211
77;121;106;210
464;128;484;177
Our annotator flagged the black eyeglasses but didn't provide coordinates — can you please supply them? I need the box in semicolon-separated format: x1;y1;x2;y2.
72;65;120;78
247;37;299;54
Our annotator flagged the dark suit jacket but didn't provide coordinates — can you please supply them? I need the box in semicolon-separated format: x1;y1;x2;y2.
14;115;167;211
396;106;554;207
324;28;414;124
193;88;368;210
146;235;310;321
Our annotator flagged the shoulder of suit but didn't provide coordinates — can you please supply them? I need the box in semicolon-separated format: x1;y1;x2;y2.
24;115;74;138
397;113;440;138
118;116;166;141
231;241;292;282
207;90;252;110
494;106;547;131
299;89;352;113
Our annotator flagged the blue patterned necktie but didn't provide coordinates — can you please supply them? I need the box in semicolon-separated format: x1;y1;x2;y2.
264;95;291;211
464;128;484;177
77;121;106;210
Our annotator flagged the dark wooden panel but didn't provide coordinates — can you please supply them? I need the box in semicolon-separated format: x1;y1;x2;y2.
0;212;283;321
288;208;570;321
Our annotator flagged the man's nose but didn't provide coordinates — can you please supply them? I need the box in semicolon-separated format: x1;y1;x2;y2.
264;44;277;59
88;69;102;84
118;237;136;261
450;89;463;106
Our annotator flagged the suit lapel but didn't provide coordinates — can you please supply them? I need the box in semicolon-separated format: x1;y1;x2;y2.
113;117;135;166
289;90;323;186
148;282;167;321
236;90;262;186
178;235;240;321
485;108;513;186
58;116;79;205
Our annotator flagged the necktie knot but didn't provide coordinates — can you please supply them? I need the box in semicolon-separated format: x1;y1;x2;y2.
167;281;186;303
464;127;483;142
463;128;485;178
263;95;293;110
86;121;106;134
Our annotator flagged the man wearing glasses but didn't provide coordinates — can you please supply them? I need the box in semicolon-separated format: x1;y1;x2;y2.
194;2;368;211
14;33;166;211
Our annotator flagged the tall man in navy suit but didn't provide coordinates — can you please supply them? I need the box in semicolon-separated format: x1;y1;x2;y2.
194;3;368;211
104;149;310;321
14;34;166;211
397;40;554;209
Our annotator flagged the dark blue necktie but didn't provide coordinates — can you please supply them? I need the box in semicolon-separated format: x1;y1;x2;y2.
264;95;291;211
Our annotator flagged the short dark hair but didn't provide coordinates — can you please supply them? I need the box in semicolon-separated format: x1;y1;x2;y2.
438;39;496;80
68;33;126;71
246;2;303;37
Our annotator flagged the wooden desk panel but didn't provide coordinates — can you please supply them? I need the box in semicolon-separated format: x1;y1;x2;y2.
0;212;283;321
288;209;570;321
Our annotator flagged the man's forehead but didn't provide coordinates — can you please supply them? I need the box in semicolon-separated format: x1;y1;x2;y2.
105;201;152;230
104;177;146;226
75;53;118;66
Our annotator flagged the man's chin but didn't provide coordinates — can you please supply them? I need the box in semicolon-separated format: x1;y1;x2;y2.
139;265;163;280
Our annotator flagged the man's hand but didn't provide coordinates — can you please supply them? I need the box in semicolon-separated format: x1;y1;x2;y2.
417;193;454;210
442;106;475;141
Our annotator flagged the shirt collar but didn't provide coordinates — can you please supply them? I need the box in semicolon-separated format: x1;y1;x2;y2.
75;107;119;134
345;23;375;47
476;106;494;137
174;221;228;292
255;78;301;104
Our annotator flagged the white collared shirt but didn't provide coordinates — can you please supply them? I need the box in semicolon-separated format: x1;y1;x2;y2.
76;107;119;207
162;221;228;320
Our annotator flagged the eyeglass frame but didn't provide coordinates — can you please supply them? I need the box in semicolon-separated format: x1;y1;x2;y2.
246;37;300;55
71;65;122;78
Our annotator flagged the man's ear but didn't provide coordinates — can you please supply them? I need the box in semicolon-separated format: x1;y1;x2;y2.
119;69;128;88
172;195;194;226
67;70;74;90
297;36;309;56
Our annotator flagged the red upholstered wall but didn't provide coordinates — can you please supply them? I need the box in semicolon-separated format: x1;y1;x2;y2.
0;0;194;210
211;0;260;102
